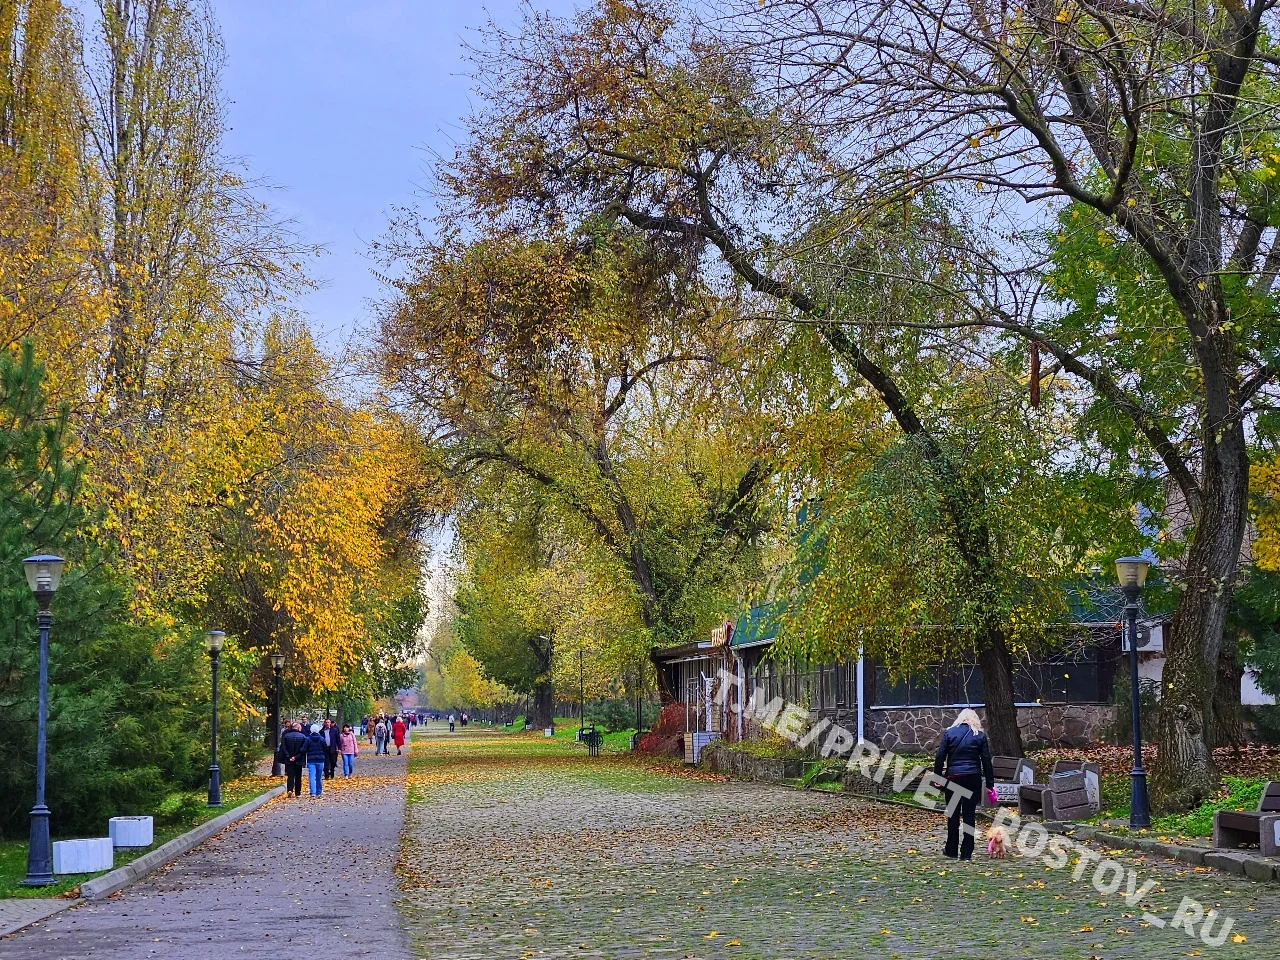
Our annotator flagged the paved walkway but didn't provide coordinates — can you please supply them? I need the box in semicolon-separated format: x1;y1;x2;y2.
0;899;77;939
399;732;1280;959
0;751;412;960
6;727;1280;959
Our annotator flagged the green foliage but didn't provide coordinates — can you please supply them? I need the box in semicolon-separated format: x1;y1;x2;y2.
1234;565;1280;698
1151;777;1271;839
778;365;1144;671
0;343;257;838
585;697;660;733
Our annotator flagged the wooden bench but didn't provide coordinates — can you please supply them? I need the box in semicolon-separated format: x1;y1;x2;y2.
1212;781;1280;857
985;756;1035;806
1018;760;1101;820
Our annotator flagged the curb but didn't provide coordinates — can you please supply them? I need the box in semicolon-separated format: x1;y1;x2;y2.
1050;823;1280;883
79;785;286;900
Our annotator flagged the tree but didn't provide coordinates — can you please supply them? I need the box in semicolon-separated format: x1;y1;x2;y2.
77;0;310;413
374;223;775;700
424;0;1055;754
0;342;254;837
746;0;1280;806
779;364;1144;681
452;499;560;726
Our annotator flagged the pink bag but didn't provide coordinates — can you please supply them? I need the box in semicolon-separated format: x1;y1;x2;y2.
986;787;999;805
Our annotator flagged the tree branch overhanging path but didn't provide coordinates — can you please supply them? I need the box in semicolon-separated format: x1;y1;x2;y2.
746;0;1280;804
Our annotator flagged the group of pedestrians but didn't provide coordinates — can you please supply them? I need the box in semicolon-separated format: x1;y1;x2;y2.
360;712;409;756
276;716;363;798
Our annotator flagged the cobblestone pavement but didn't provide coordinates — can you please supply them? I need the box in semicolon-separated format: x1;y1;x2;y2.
400;731;1280;960
0;750;412;960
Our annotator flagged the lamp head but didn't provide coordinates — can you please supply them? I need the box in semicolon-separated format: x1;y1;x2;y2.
1114;556;1151;591
205;630;226;655
23;555;65;602
270;652;285;670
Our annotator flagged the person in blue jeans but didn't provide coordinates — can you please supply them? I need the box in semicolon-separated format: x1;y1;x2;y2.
304;723;328;796
339;724;358;777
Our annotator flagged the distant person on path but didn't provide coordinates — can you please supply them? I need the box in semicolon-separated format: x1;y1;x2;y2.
460;712;468;727
322;718;340;779
305;723;328;797
339;724;359;777
393;715;407;755
375;716;390;755
279;721;307;798
933;708;995;861
448;713;455;733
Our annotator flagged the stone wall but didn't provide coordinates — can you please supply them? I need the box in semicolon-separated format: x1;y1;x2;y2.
700;744;805;782
865;703;1117;751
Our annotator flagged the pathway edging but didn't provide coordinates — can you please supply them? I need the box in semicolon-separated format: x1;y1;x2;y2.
78;785;286;900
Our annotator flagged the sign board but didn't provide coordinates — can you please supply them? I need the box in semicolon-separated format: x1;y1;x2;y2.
710;619;733;649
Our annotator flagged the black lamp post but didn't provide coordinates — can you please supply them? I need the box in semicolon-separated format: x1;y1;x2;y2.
579;648;585;737
206;630;226;807
270;652;285;777
1115;556;1152;829
21;554;64;887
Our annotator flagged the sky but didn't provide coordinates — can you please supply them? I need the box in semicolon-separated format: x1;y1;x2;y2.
212;0;579;349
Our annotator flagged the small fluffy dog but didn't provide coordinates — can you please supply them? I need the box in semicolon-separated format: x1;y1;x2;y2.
986;825;1010;859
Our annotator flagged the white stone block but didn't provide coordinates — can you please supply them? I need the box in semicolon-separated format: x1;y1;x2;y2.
108;816;154;848
52;838;114;874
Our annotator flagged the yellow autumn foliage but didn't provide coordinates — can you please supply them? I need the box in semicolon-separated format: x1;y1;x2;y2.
1251;459;1280;572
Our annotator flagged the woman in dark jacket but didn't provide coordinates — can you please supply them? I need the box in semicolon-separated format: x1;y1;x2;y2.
933;708;996;860
304;724;329;797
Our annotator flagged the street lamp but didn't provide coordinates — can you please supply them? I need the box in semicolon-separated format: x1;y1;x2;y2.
206;630;226;807
270;652;285;777
21;554;64;887
1115;556;1152;829
579;648;585;737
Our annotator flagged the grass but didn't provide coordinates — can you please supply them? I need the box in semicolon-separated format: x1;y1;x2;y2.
0;775;277;899
1086;774;1272;839
497;716;641;753
1151;776;1269;838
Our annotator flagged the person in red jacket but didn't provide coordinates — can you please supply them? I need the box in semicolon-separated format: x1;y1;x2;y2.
392;715;407;755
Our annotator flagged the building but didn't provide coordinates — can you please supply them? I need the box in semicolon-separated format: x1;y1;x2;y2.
652;576;1167;753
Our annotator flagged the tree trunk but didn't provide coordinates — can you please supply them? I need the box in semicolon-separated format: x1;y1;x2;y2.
530;681;555;730
1213;639;1245;751
1152;421;1249;809
651;649;675;703
978;630;1024;757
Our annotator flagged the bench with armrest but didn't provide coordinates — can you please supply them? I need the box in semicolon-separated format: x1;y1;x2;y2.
1018;760;1101;820
985;756;1035;806
1212;781;1280;857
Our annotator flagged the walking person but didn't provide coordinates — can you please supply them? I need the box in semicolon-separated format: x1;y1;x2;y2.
339;724;359;777
393;715;407;755
375;716;389;755
304;722;328;797
322;718;340;779
279;721;308;798
933;708;995;861
448;713;455;733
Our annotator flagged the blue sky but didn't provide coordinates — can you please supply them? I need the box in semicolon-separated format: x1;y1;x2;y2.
213;1;578;348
